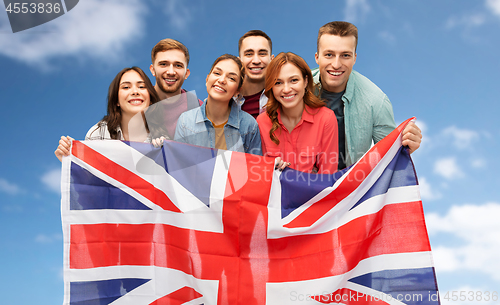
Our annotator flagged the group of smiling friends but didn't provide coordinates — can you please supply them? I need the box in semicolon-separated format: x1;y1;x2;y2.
55;21;422;174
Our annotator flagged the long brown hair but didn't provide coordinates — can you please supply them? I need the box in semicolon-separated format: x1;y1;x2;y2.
208;54;244;91
264;52;325;145
101;67;160;139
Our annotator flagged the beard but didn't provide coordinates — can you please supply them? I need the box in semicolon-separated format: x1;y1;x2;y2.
155;73;184;95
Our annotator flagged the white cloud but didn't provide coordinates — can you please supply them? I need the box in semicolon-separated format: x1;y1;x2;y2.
434;157;464;179
486;0;500;16
0;178;21;195
426;203;500;281
469;13;488;26
414;119;427;134
41;168;61;193
412;119;430;153
445;13;487;30
414;123;482;153
471;158;486;169
440;285;498;305
378;31;396;45
162;0;193;31
0;0;146;67
442;126;479;150
35;233;62;244
430;246;461;272
1;204;23;212
419;177;441;201
344;0;370;22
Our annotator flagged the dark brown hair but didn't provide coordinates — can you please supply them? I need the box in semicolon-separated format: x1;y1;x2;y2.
101;67;160;139
209;54;244;91
238;30;273;54
317;21;358;52
264;52;325;145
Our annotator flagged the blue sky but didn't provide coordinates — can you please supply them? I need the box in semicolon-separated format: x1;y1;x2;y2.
1;0;499;304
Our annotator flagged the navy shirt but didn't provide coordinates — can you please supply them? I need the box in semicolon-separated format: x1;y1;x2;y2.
321;89;346;170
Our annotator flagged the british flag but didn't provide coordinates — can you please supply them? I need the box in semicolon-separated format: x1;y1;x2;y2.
61;118;440;305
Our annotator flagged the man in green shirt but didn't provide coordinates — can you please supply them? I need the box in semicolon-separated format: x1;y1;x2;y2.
312;21;422;169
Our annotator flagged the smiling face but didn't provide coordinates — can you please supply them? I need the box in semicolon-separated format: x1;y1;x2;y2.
272;62;307;113
239;36;273;83
117;70;151;118
206;59;241;104
315;34;357;93
150;49;190;98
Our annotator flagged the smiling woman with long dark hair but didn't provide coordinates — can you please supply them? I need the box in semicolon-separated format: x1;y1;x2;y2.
54;66;160;161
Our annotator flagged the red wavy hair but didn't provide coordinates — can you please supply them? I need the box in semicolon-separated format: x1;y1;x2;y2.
264;52;325;145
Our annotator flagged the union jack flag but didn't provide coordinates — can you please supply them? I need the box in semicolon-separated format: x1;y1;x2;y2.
61;118;440;305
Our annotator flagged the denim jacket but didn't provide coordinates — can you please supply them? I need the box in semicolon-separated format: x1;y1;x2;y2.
174;99;262;155
311;68;396;166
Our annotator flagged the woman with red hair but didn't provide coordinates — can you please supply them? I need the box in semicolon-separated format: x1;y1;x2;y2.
257;52;338;174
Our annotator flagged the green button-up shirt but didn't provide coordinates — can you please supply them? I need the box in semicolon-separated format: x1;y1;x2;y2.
312;68;396;167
